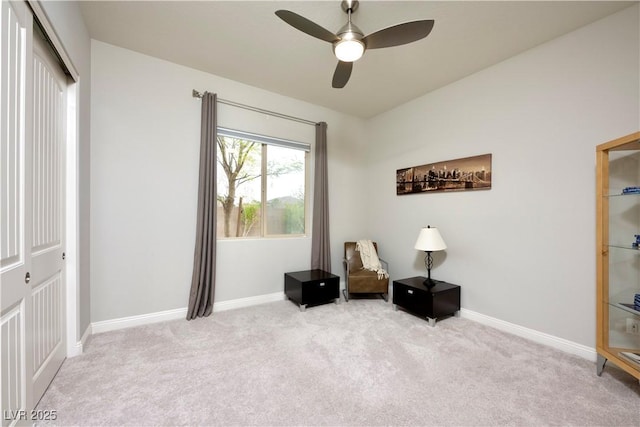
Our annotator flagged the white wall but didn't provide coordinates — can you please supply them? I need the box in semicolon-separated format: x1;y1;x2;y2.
38;1;92;339
364;5;640;347
90;41;367;322
90;5;639;350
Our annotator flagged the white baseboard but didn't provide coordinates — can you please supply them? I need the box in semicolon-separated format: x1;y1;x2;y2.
213;291;285;312
91;292;286;334
66;339;82;358
460;308;597;362
92;307;188;334
67;324;92;357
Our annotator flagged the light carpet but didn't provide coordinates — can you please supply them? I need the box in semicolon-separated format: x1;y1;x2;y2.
37;299;639;426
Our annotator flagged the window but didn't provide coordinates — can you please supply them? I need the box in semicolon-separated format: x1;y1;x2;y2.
216;128;309;238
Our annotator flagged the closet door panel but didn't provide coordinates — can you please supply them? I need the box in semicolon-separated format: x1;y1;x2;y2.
1;0;34;422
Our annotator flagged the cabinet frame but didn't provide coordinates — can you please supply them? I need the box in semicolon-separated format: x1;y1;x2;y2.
596;131;640;380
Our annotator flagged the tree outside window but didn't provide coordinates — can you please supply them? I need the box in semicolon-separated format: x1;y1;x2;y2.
216;132;306;238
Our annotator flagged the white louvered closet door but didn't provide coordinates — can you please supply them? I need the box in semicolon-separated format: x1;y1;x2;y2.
1;1;67;422
29;18;67;406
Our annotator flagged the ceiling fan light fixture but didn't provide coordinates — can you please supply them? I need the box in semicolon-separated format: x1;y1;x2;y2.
334;38;365;62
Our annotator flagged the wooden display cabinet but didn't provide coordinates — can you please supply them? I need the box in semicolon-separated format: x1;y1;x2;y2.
596;131;640;381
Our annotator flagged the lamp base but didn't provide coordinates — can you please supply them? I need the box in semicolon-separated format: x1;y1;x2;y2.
422;277;437;288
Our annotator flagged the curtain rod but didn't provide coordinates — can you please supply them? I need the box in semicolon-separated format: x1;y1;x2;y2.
192;90;317;126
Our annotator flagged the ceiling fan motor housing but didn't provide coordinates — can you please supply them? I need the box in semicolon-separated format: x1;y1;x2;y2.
337;20;364;41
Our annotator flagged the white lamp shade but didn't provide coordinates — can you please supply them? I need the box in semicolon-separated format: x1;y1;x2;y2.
414;227;447;252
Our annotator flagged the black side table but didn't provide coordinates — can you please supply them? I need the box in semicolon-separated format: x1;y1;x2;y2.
393;277;460;326
284;269;340;311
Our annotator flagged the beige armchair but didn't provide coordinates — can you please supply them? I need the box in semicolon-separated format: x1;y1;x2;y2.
343;241;389;302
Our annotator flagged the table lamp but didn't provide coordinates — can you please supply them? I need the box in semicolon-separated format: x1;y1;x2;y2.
414;225;447;288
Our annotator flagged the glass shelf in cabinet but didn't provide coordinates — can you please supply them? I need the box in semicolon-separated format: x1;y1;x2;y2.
608;243;640;251
606;192;640;198
607;304;640;350
610;302;640;316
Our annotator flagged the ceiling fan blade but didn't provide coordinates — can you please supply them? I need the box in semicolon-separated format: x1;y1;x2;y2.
275;10;340;43
332;61;353;88
363;20;434;49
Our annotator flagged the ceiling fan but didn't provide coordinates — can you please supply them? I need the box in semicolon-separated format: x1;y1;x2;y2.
275;0;434;89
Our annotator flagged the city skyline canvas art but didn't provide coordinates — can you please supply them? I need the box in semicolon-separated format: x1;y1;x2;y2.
396;153;492;195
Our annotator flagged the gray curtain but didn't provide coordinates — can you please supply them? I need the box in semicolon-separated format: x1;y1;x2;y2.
187;92;217;319
311;121;331;272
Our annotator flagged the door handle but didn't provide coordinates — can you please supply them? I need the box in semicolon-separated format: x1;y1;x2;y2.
25;272;31;284
62;252;66;260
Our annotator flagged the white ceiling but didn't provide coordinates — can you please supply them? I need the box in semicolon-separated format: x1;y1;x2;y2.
79;1;637;118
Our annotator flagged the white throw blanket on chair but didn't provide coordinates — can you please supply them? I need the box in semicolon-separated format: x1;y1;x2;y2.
356;240;389;280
